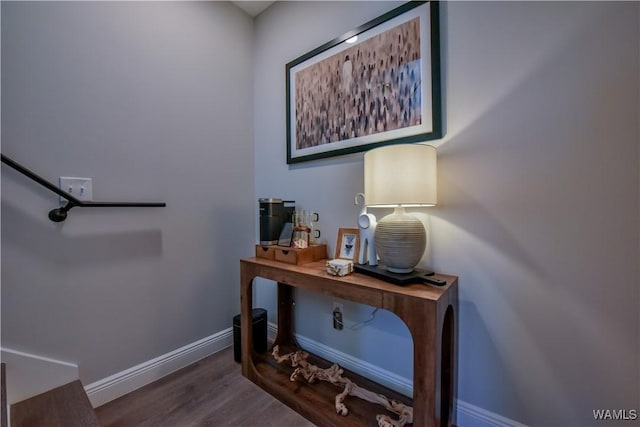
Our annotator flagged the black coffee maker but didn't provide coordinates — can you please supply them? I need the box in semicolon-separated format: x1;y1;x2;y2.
259;198;295;245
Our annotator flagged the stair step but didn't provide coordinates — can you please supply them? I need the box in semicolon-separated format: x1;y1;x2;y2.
11;380;99;427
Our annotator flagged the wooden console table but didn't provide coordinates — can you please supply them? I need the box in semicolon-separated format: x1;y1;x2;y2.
240;257;458;427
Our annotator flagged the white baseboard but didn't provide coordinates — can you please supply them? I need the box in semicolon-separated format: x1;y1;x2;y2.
0;347;79;405
267;323;526;427
84;328;232;408
457;400;528;427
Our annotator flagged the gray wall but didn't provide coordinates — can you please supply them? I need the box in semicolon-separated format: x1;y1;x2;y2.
254;1;639;426
1;1;255;383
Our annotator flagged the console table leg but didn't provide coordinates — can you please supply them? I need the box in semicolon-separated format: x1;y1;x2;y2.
411;312;438;427
440;304;456;427
240;266;255;378
274;282;299;348
389;297;456;427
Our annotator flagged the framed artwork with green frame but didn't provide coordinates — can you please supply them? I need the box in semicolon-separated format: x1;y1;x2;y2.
285;1;443;164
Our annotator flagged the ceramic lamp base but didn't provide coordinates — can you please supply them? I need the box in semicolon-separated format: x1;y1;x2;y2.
374;207;426;273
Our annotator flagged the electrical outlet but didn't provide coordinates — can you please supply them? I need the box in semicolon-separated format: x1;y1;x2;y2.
59;177;92;205
332;302;343;316
332;302;343;330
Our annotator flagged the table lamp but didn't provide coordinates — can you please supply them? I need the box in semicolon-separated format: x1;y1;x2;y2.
364;143;437;274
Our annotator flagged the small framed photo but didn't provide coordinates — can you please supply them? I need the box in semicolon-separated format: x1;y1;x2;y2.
335;228;360;262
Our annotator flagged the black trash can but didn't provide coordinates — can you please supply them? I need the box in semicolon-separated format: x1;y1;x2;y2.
233;308;267;363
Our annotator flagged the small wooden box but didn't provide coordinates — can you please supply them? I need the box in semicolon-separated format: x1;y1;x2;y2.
267;244;327;266
326;259;354;276
255;245;276;260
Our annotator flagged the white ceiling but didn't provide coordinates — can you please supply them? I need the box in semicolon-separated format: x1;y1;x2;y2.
231;1;275;17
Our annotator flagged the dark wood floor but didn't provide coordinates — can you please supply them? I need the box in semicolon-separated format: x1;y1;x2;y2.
95;347;315;427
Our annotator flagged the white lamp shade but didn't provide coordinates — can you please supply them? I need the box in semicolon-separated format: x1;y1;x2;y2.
364;144;437;207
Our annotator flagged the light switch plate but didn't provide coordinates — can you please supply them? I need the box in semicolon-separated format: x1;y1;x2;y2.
59;177;92;204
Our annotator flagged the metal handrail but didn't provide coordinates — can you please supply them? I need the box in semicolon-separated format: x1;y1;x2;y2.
1;153;166;222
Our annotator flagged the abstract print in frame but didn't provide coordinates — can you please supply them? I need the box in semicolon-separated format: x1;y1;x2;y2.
286;1;442;164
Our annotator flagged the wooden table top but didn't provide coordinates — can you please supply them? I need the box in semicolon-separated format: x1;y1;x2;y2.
241;257;457;303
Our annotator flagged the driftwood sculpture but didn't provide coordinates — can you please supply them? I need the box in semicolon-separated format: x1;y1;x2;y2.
272;345;413;427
